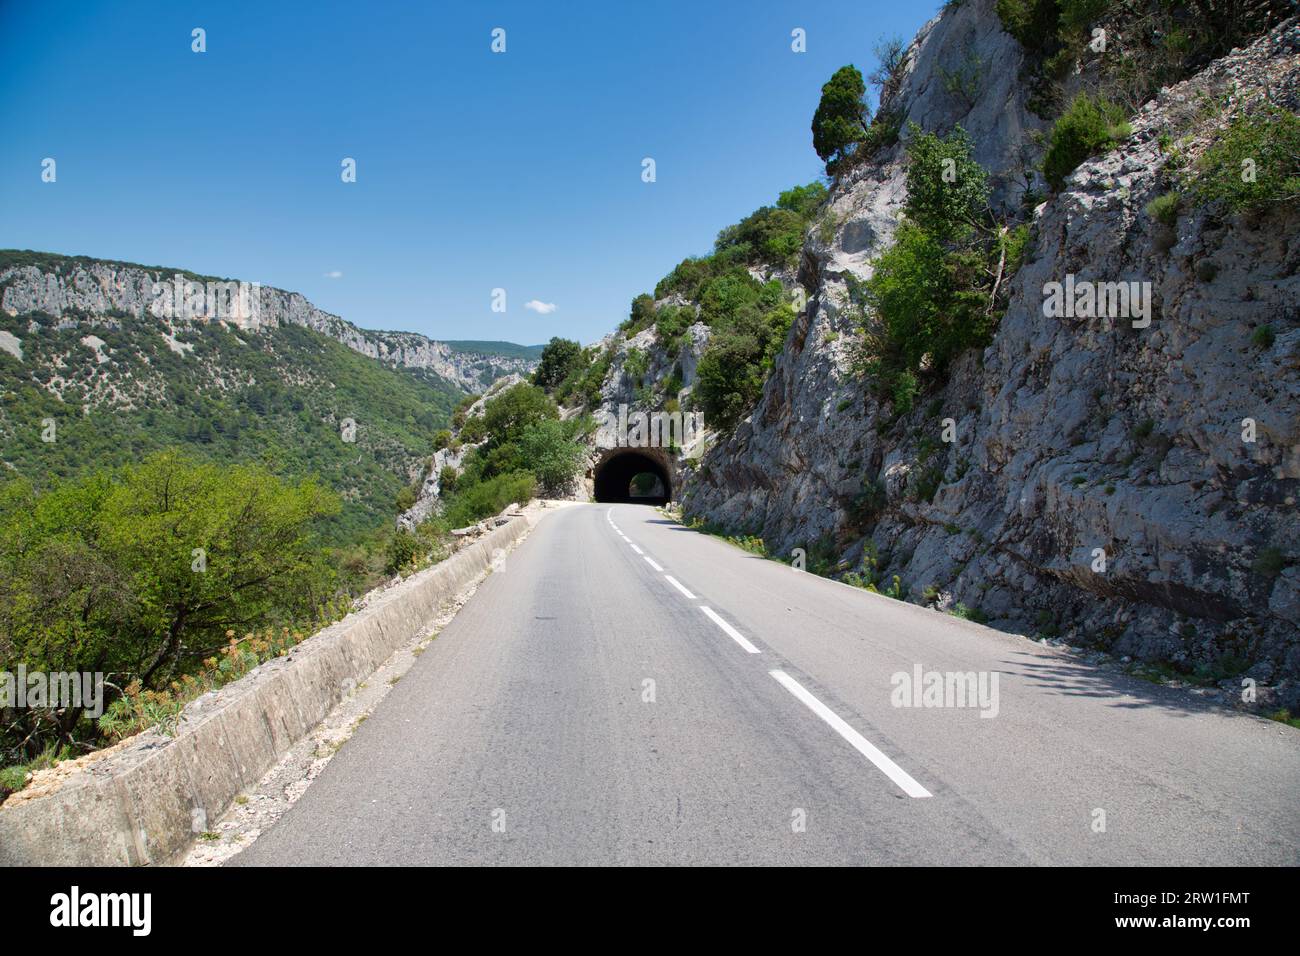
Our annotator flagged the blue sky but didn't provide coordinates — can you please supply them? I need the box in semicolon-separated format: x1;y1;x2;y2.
0;1;942;345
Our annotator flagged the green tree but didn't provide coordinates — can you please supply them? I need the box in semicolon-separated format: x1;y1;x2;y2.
516;418;590;495
812;65;871;168
480;383;558;447
533;337;584;391
92;451;339;683
0;453;339;761
903;125;990;237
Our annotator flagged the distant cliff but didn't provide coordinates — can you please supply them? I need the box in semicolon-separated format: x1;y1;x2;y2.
0;251;537;392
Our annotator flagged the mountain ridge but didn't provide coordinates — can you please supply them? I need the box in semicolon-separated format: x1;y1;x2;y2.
0;249;540;392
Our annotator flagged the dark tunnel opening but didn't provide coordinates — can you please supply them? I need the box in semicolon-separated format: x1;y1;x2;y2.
593;450;672;504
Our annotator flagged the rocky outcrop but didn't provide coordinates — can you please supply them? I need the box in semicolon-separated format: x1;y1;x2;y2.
0;256;536;391
681;5;1300;688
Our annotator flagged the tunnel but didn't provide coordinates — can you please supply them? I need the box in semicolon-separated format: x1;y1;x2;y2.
593;449;673;504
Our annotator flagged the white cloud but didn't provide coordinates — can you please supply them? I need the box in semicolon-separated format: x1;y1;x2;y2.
524;299;557;314
324;270;343;279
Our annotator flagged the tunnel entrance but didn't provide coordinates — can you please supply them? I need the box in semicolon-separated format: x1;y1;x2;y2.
593;449;672;504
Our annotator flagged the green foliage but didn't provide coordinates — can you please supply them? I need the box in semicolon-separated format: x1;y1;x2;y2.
812;65;871;167
1252;325;1275;349
862;222;993;394
621;293;657;336
515;417;590;494
694;301;794;433
623;347;649;385
1145;191;1181;226
854;127;1015;415
950;602;989;623
1184;107;1300;213
438;464;459;494
653;305;693;353
0;453;339;768
903;125;990;236
533;336;584;391
777;182;829;217
995;0;1062;53
479;383;557;447
1043;94;1131;191
442;472;536;528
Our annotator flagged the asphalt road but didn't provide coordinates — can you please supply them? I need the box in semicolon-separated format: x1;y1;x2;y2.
233;503;1300;866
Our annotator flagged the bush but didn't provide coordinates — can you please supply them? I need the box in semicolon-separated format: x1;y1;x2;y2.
1186;107;1300;213
442;472;536;528
1043;94;1130;191
620;294;657;336
693;303;794;432
1145;191;1181;226
438;465;459;494
654;305;693;352
480;383;557;446
432;429;453;451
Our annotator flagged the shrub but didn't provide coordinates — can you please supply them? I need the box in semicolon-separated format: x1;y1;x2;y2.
620;294;656;335
1043;94;1130;191
432;429;453;451
623;346;649;386
438;465;459;494
693;303;794;432
1186;107;1300;213
1252;325;1275;349
1145;191;1181;227
654;305;692;352
442;472;536;528
480;383;557;446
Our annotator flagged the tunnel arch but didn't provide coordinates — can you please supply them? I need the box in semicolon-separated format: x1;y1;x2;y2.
593;449;673;504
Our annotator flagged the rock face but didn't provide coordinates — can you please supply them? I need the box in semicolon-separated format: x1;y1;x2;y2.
681;6;1300;684
0;256;536;391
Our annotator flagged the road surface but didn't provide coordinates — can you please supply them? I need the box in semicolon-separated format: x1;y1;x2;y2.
232;503;1300;865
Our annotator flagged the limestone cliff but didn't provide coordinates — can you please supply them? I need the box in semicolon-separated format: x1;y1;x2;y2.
671;3;1299;695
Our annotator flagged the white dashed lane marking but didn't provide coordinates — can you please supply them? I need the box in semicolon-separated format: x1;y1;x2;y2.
700;606;761;654
769;669;932;799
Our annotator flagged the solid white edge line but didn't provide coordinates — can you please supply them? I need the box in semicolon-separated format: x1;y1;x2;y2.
631;544;644;555
663;575;696;599
699;606;761;654
643;556;664;572
768;670;931;799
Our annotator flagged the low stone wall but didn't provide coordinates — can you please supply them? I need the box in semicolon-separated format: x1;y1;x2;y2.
0;516;530;866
